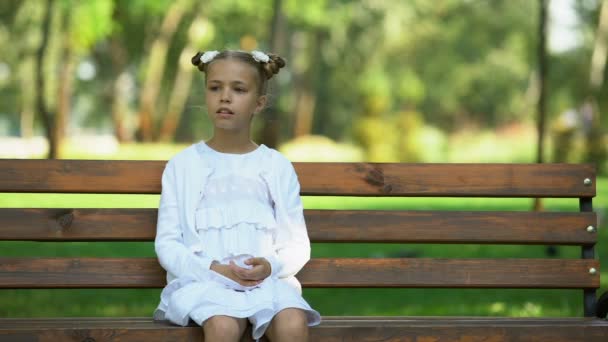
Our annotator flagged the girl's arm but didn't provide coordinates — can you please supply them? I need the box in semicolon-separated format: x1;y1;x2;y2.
155;161;213;281
263;159;311;279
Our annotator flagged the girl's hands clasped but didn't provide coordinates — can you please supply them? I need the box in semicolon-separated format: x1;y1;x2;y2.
209;257;271;288
230;257;271;281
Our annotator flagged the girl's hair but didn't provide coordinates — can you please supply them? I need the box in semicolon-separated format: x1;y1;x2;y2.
191;50;286;95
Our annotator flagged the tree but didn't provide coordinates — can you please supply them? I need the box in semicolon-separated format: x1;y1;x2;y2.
585;0;608;172
533;0;548;214
136;0;194;142
35;0;55;158
20;0;113;158
257;0;286;147
159;14;215;141
4;0;605;165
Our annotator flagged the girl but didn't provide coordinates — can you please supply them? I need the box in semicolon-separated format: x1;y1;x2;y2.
152;49;321;342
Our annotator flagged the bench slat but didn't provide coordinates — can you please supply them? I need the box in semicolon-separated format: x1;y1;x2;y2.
0;208;597;245
1;317;608;342
0;160;596;197
0;258;598;289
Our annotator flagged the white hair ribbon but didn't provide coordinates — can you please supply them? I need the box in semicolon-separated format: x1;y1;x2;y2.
200;50;220;63
251;50;270;63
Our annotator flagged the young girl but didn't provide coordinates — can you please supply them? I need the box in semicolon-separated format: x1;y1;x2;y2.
152;49;321;341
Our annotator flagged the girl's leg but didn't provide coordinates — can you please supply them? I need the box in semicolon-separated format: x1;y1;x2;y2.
202;315;248;342
265;308;308;342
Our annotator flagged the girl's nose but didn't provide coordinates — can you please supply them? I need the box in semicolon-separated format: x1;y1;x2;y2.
220;89;231;103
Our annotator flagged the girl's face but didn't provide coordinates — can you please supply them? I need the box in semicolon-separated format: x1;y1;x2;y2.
205;59;267;133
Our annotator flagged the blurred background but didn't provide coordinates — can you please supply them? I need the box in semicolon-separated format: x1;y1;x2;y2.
0;0;606;168
1;0;607;319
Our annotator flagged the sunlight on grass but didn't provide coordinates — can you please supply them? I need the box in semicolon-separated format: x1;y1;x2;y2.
0;136;190;160
448;129;536;163
0;193;160;208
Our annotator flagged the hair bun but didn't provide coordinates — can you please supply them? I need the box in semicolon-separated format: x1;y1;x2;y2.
191;51;205;72
262;53;286;80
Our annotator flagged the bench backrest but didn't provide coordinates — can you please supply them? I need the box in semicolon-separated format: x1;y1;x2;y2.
0;160;598;316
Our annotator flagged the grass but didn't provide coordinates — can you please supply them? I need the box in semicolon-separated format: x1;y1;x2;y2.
1;177;606;318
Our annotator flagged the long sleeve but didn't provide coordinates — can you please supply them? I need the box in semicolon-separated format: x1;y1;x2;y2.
263;159;311;279
155;160;214;281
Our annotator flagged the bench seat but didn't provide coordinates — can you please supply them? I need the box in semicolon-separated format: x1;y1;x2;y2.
2;317;608;341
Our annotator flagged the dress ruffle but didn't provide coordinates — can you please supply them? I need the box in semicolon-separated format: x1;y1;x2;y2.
195;200;277;233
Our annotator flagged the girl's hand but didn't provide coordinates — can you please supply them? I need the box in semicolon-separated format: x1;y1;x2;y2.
210;263;262;287
229;257;271;281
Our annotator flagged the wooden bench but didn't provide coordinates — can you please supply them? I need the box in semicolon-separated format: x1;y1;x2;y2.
1;159;607;341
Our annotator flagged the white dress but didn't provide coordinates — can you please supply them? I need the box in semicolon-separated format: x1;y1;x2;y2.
154;143;321;340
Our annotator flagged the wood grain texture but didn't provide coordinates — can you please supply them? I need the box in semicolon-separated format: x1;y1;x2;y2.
1;317;608;342
0;159;596;197
1;160;603;337
303;210;598;244
0;208;158;241
295;162;597;197
0;208;598;245
0;159;165;194
0;258;599;289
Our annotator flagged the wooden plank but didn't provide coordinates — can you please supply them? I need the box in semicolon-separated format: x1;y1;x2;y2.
296;162;597;197
0;208;599;245
0;317;202;342
0;208;157;241
305;210;598;244
0;159;164;194
0;159;596;197
297;258;600;288
0;258;599;289
1;317;608;342
0;208;597;245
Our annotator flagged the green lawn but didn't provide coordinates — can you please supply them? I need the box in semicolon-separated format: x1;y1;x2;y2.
1;177;606;318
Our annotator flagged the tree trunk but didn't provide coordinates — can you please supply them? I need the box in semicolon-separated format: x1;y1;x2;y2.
534;0;548;212
293;31;324;138
112;71;132;142
159;14;206;142
589;0;608;91
19;57;35;139
293;90;316;137
585;0;608;172
56;35;76;154
36;0;56;159
159;47;197;142
258;0;286;148
536;0;548;165
137;0;190;142
109;34;131;143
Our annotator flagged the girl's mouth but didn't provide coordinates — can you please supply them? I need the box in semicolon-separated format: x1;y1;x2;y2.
217;108;234;115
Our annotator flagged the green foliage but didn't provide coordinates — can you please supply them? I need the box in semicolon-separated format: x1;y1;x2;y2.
396;69;426;106
353;116;399;162
123;0;176;17
60;0;114;53
284;0;329;28
395;110;426;162
279;135;364;162
353;110;436;162
0;0;607;171
188;16;215;48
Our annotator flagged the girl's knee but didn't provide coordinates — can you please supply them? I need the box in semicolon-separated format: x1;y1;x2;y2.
203;315;245;340
272;309;308;336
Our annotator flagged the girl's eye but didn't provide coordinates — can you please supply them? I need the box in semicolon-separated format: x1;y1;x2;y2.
235;88;246;93
208;86;219;91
